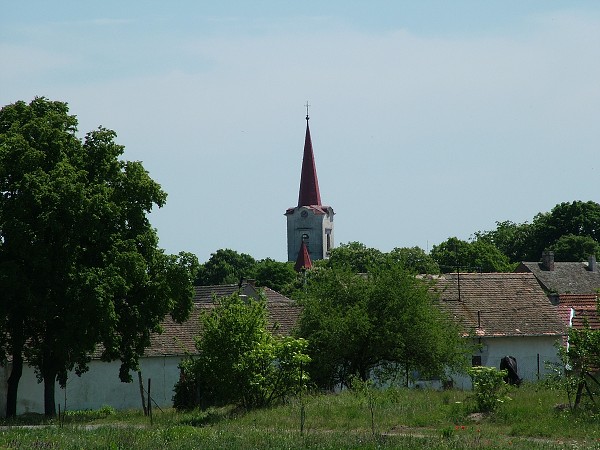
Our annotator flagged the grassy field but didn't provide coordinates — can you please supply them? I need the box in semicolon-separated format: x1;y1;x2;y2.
1;383;600;449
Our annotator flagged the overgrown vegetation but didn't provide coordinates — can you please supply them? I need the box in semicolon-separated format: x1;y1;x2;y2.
545;322;600;411
295;263;469;389
2;384;600;449
174;293;310;410
467;366;511;413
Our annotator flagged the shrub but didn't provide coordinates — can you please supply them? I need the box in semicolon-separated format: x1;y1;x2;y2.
468;366;510;412
174;293;310;410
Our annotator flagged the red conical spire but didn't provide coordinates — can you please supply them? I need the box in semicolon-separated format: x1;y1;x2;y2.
297;115;322;207
294;240;313;272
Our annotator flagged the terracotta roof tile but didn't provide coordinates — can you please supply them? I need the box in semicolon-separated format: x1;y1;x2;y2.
294;241;313;272
431;273;565;338
571;308;600;330
144;283;301;357
557;294;597;328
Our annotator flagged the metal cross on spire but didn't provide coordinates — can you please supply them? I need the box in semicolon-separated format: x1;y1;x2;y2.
305;101;310;120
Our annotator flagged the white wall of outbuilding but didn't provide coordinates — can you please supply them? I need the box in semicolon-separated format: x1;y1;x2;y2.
450;335;561;390
0;356;183;417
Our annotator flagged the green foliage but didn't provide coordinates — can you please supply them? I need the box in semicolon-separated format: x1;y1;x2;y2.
194;249;300;296
549;234;600;262
467;366;510;413
532;201;600;258
252;258;297;293
349;376;378;435
174;293;310;410
476;201;600;263
64;405;116;421
431;237;513;273
388;246;440;274
475;220;534;264
0;98;198;416
195;248;256;285
296;264;468;389
548;322;600;411
326;241;386;272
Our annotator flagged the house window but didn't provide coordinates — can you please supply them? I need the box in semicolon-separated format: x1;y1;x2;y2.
471;355;482;367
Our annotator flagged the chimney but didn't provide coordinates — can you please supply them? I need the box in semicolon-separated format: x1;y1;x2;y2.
589;255;597;272
541;251;555;271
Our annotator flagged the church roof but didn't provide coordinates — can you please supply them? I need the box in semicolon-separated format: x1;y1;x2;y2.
294;240;313;272
297;117;322;207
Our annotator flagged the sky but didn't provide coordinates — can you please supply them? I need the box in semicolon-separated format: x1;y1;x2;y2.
2;1;600;263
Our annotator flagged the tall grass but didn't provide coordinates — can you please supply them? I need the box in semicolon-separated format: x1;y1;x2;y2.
1;383;599;449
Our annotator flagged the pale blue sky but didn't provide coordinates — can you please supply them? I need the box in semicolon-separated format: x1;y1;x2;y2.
2;2;600;262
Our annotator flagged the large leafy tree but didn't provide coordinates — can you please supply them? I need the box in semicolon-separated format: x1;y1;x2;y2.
195;249;300;295
531;201;600;261
387;246;440;274
295;264;467;389
476;201;600;263
475;220;534;264
549;234;600;262
326;241;386;272
0;98;198;417
253;257;296;293
195;248;256;285
430;237;513;273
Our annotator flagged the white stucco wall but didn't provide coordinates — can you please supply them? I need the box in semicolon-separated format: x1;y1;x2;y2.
0;356;183;417
451;335;561;389
286;206;334;262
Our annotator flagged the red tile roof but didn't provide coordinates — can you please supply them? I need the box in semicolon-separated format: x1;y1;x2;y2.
557;294;596;332
294;241;313;272
571;308;600;330
558;293;598;307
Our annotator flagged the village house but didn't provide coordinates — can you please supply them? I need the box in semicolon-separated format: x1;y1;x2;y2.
431;272;565;388
516;251;600;298
0;282;300;417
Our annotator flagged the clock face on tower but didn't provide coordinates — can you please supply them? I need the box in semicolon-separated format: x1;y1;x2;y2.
301;210;308;218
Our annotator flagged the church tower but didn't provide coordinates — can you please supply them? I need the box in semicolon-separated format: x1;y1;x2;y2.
285;110;334;266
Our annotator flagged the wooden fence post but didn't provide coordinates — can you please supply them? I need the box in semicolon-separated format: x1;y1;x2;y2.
138;371;147;416
148;378;153;425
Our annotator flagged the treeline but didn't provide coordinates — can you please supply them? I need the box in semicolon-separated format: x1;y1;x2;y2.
197;200;600;291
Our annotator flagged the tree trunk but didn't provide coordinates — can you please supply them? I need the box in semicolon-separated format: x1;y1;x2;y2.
574;379;585;410
6;350;23;418
43;369;57;417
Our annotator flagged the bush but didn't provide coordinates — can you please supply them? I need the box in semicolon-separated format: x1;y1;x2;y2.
174;293;310;410
468;366;510;412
